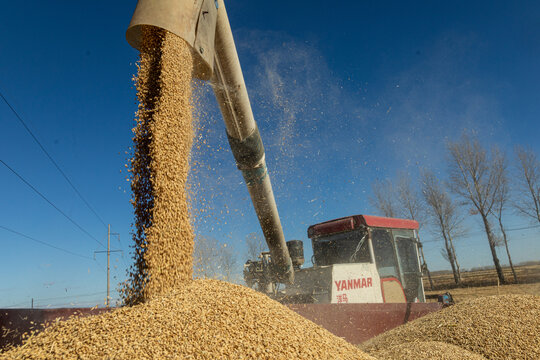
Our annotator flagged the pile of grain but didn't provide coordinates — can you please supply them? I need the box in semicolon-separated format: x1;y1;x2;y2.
361;295;540;359
1;279;374;359
374;341;487;360
121;26;195;304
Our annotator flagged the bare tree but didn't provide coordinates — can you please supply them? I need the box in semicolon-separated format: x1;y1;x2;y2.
439;248;452;264
396;173;434;290
193;236;239;282
421;170;463;285
491;149;518;282
370;179;399;217
397;174;424;220
514;147;540;224
447;135;506;284
219;243;238;283
193;236;221;279
245;232;266;260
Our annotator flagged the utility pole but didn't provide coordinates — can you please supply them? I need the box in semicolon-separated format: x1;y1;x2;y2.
107;224;110;307
94;224;122;307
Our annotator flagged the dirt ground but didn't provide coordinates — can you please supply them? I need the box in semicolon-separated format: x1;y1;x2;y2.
425;282;540;303
423;264;540;290
422;264;540;303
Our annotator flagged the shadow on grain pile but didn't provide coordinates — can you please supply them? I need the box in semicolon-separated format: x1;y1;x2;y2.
361;294;540;360
373;341;487;360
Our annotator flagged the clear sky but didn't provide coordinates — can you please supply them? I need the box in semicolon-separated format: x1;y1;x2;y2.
1;0;539;308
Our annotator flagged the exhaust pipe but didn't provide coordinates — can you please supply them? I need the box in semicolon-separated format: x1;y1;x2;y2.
126;0;294;284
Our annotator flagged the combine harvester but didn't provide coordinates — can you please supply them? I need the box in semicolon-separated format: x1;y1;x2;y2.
0;0;449;349
244;215;451;343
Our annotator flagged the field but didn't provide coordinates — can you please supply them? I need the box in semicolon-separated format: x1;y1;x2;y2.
424;264;540;303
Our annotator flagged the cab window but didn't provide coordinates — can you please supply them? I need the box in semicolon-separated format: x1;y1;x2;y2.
371;229;400;280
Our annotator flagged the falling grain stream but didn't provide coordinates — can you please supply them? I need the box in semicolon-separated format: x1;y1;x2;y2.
123;27;195;305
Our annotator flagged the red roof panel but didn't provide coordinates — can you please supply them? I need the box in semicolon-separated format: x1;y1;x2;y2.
358;215;419;230
308;214;418;237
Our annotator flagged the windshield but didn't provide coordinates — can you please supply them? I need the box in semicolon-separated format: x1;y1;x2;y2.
312;229;370;266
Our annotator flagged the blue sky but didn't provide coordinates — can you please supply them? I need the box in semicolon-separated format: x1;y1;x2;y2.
1;0;539;308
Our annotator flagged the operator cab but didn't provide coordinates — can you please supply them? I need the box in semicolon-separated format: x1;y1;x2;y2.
308;215;425;303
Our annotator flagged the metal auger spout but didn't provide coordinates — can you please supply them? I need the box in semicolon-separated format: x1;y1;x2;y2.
126;0;294;284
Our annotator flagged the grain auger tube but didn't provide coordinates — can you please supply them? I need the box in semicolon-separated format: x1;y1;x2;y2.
126;0;294;284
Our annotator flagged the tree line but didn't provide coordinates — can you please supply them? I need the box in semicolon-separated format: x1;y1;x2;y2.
193;232;267;283
194;134;539;287
370;134;540;287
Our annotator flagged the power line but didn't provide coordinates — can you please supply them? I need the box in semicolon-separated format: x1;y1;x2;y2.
423;237;533;249
34;291;107;303
2;291;109;308
458;224;540;238
93;257;109;275
41;301;115;308
0;89;107;228
113;232;130;269
421;223;540;244
0;225;92;260
41;298;120;308
503;224;540;232
2;301;29;309
0;158;105;248
0;224;107;276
